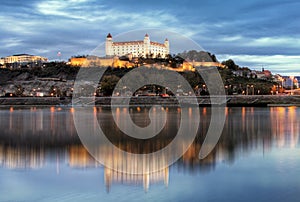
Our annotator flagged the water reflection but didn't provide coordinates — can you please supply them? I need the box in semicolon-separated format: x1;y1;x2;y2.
0;106;299;191
0;106;78;145
0;144;45;169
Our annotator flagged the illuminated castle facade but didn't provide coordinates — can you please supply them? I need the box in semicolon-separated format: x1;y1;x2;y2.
105;33;169;58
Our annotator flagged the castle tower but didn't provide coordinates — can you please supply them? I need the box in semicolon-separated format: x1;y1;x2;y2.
105;33;114;56
143;33;150;57
164;38;170;56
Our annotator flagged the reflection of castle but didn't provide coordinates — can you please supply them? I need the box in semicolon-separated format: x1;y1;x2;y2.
1;106;300;189
106;33;169;58
104;167;169;192
68;145;169;192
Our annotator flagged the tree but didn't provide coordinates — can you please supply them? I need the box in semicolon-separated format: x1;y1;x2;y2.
222;59;239;71
14;84;24;97
181;71;203;88
100;75;120;96
177;50;218;62
157;53;161;59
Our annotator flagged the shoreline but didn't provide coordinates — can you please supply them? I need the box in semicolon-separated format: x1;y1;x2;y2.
0;95;299;107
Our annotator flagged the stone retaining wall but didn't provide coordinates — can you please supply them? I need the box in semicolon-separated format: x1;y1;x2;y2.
0;95;299;106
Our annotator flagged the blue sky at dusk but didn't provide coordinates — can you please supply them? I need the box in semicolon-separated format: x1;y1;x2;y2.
1;0;300;75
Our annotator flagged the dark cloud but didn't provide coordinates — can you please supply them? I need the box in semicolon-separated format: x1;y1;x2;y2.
0;0;299;74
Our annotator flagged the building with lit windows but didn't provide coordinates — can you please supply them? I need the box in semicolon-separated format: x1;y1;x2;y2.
105;33;169;58
2;54;48;68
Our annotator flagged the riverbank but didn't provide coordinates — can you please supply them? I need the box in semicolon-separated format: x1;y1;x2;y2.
0;95;300;107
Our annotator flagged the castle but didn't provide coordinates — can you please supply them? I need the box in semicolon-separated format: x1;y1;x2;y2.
105;33;169;58
69;33;226;71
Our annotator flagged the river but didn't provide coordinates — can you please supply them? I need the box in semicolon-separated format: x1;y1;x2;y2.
0;106;299;201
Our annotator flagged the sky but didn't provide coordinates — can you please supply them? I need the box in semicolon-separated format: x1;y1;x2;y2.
1;0;300;75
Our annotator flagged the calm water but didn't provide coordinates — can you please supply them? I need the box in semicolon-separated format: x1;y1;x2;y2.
0;106;299;202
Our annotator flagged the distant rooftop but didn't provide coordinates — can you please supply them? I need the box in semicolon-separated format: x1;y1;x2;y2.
11;54;34;57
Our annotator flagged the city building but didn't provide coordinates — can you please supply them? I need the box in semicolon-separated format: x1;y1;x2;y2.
182;61;226;72
69;57;87;66
69;56;135;68
2;54;48;68
252;69;273;80
283;76;299;89
105;33;169;58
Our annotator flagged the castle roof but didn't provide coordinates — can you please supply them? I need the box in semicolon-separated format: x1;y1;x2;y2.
150;41;165;47
107;34;167;47
112;41;166;47
113;41;144;46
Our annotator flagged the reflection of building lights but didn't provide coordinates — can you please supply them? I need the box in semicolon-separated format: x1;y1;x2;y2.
1;106;299;192
0;144;45;169
69;145;98;168
288;106;297;148
50;107;55;112
188;107;192;117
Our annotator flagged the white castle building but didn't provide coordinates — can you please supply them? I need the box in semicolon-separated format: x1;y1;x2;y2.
105;33;169;58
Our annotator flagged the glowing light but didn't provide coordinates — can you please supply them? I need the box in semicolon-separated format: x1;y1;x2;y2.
50;107;55;112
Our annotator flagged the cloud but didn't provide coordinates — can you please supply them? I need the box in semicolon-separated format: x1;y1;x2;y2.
0;0;300;75
0;38;24;49
218;54;300;75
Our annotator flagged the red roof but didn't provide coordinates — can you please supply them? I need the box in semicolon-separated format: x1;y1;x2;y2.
150;41;165;47
113;41;144;46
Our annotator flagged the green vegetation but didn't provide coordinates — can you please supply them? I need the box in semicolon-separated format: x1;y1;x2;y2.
0;62;80;85
178;50;218;62
100;75;120;96
0;50;279;96
221;59;239;71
